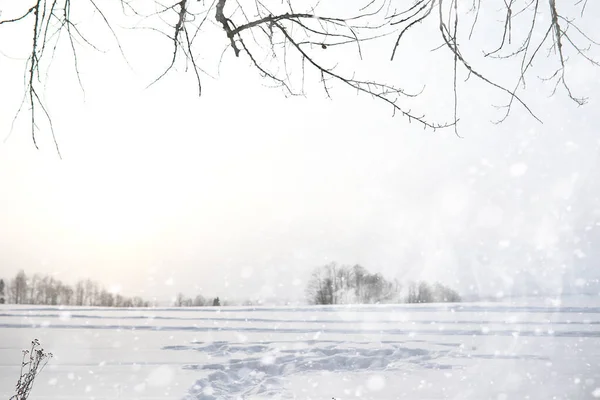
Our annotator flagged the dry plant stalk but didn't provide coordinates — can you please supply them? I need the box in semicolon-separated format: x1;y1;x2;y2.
10;339;53;400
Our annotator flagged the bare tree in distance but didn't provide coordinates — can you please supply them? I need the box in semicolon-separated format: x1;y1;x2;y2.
0;0;598;154
0;279;6;304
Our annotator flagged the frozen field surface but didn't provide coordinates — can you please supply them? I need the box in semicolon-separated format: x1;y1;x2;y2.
1;299;599;399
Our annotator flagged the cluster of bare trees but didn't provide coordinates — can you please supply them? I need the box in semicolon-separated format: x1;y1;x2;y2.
173;293;221;307
306;263;399;305
406;281;461;303
1;270;153;307
306;263;461;305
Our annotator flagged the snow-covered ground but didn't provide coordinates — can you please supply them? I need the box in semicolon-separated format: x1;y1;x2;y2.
1;298;599;399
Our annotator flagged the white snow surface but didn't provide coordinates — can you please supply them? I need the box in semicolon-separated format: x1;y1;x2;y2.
1;297;599;399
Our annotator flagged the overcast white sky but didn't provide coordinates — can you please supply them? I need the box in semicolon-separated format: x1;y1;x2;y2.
0;0;599;304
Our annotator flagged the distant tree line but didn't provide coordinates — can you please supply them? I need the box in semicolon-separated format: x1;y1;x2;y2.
0;266;461;308
172;295;295;307
405;281;462;304
306;263;461;305
173;293;222;307
0;270;153;307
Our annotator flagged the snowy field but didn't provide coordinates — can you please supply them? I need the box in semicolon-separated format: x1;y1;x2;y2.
1;298;600;400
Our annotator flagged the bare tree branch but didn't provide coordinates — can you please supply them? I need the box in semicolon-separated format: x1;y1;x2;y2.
1;0;599;153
